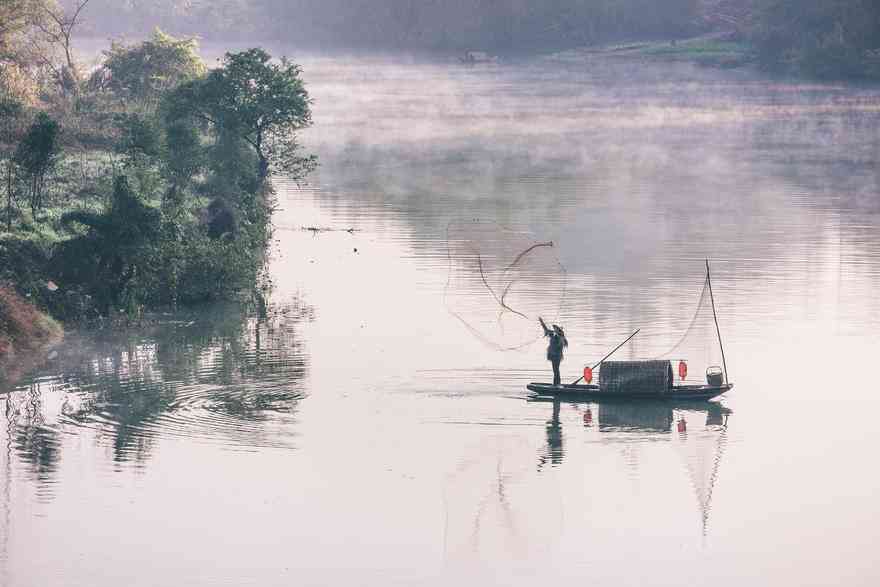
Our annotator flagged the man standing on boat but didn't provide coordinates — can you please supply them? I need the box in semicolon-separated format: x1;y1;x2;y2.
539;317;568;387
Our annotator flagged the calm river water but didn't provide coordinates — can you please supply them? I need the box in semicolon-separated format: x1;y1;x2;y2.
3;54;880;586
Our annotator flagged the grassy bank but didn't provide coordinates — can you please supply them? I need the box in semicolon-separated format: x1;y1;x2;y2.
0;284;63;386
551;33;754;69
631;36;753;68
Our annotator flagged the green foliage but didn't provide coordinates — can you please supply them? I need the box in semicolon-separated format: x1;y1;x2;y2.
15;113;59;177
95;29;207;104
635;37;753;67
0;235;52;301
166;48;315;182
162;119;204;201
204;129;259;202
14;112;61;216
115;112;163;164
4;43;311;320
172;224;265;304
55;175;162;312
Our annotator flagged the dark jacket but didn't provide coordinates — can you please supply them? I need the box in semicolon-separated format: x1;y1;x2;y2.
540;319;568;362
546;331;567;361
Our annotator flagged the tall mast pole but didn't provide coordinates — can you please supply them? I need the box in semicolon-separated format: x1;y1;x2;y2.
706;259;729;385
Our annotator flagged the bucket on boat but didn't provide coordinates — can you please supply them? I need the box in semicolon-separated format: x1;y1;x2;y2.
706;366;724;386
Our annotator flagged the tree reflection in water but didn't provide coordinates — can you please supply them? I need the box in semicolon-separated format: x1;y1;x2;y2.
1;297;314;487
5;384;62;488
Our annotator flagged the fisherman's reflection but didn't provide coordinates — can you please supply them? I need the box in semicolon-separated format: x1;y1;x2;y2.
537;399;564;470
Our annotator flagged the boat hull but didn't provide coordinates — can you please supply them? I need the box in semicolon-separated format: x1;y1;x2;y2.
526;382;733;401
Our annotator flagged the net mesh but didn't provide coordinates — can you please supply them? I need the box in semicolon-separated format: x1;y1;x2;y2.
445;220;567;351
592;270;726;389
445;221;725;387
651;273;725;386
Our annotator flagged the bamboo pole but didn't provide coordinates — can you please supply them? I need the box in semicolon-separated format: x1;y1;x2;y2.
570;328;640;385
706;259;729;385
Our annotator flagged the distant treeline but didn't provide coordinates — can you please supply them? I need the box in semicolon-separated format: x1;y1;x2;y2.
73;0;701;51
64;1;880;77
748;0;880;78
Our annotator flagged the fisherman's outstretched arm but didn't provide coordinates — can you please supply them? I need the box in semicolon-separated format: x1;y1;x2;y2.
538;317;552;336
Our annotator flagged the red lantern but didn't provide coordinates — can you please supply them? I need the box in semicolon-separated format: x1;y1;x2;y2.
678;360;688;380
677;418;687;433
583;366;593;384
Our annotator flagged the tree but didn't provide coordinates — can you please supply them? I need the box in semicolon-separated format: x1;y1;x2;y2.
0;0;47;62
161;119;204;210
115;112;163;165
0;97;25;231
14;111;60;217
94;29;206;106
0;0;54;104
167;48;315;184
56;175;161;311
31;0;91;94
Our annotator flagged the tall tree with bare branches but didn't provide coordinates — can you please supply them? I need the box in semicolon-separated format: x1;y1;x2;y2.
31;0;91;94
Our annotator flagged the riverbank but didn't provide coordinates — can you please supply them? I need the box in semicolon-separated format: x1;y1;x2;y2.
1;36;314;335
0;284;63;386
549;32;754;69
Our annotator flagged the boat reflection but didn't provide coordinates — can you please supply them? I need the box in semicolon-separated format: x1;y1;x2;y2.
534;397;730;434
534;397;731;536
594;400;731;432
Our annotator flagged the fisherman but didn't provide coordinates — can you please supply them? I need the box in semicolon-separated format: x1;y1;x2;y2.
539;317;568;387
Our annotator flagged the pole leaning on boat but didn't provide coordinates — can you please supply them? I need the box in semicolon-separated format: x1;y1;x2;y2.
706;259;729;385
570;328;640;385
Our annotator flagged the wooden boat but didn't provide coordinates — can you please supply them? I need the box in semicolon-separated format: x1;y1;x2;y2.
528;260;733;402
527;381;733;401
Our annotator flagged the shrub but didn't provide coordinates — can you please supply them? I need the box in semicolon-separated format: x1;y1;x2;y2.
0;236;52;300
14;112;61;217
54;175;161;312
96;29;207;105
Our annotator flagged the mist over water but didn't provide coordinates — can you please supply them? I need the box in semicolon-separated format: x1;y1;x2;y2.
4;54;880;586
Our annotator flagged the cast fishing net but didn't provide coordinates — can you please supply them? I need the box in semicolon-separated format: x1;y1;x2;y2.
445;219;567;351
